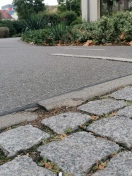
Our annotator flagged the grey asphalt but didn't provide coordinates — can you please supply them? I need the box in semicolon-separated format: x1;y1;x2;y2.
0;38;132;115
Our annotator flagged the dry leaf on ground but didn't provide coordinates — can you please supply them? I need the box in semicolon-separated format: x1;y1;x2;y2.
129;41;132;46
111;112;116;116
91;116;99;119
45;162;52;169
120;32;125;39
83;40;94;46
60;134;67;139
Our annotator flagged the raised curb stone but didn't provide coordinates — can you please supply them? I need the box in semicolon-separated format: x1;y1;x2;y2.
0;112;38;130
110;86;132;101
78;99;126;116
39;98;84;111
0;156;55;176
38;132;119;176
93;152;132;176
41;112;91;134
87;116;132;149
117;105;132;118
0;125;50;157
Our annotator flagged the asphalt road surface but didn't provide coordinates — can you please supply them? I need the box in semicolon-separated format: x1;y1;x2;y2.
0;38;132;114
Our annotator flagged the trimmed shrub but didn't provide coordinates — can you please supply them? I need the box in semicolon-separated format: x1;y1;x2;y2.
0;20;23;36
11;20;23;34
72;11;132;44
0;27;9;38
41;13;61;24
92;11;132;43
21;23;73;45
60;11;77;25
0;20;16;37
70;18;82;26
22;11;132;45
22;28;54;45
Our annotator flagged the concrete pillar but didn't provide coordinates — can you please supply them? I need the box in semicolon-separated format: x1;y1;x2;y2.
89;0;100;21
81;0;89;22
81;0;100;22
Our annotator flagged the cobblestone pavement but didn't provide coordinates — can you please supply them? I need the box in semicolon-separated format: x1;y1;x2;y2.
0;86;132;176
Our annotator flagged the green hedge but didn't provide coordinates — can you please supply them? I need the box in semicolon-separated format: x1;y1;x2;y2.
22;11;132;45
0;27;9;38
22;28;55;45
72;11;132;44
42;13;61;24
70;18;82;26
0;20;16;36
60;11;77;25
0;20;23;37
21;23;73;45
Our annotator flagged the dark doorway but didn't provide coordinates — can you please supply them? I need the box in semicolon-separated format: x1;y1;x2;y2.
100;0;132;16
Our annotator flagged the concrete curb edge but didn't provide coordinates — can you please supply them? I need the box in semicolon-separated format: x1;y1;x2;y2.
38;74;132;110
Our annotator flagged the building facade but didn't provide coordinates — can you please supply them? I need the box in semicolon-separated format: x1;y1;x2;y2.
2;4;14;16
82;0;132;22
1;4;18;20
0;10;13;20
